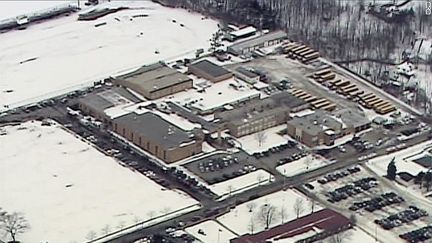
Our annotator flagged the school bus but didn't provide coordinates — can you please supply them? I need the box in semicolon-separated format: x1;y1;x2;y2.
321;103;337;111
333;80;350;89
293;90;308;97
340;86;359;95
311;98;328;107
291;89;304;96
283;43;300;53
374;102;392;111
298;93;312;99
360;93;375;101
304;96;317;102
315;68;332;77
349;90;364;97
302;52;320;63
321;72;336;80
339;83;356;91
364;97;380;105
368;99;385;108
314;101;332;109
376;105;396;114
297;48;314;57
372;100;389;109
290;45;308;53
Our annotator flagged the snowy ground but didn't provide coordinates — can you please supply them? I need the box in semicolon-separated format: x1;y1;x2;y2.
216;189;321;236
185;220;237;243
321;227;377;243
236;125;288;154
0;1;74;21
0;0;218;111
0;121;199;243
367;140;432;177
210;169;274;198
276;155;333;177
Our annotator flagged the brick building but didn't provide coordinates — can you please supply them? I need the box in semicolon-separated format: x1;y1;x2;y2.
112;112;203;163
78;87;141;123
231;209;352;243
188;59;233;83
287;109;370;147
114;63;192;100
215;92;309;137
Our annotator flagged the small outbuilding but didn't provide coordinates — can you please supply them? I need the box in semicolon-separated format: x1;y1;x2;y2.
188;59;233;83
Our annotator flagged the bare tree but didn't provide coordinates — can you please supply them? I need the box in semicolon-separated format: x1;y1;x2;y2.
247;217;255;234
85;230;97;241
257;204;278;229
227;185;234;196
246;202;256;213
293;198;305;218
309;198;316;214
0;212;30;242
280;205;288;224
257;174;264;185
255;131;267;147
327;230;353;243
117;220;126;230
305;156;313;170
147;210;156;220
101;224;111;235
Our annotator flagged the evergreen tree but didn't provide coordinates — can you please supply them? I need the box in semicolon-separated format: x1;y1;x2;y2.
387;157;397;180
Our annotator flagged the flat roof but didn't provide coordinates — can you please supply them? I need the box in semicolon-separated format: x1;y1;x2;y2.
231;208;351;243
288;110;341;136
113;112;196;149
218;92;308;126
230;26;257;37
119;63;192;93
168;78;261;113
235;67;259;79
229;30;287;53
189;59;231;79
79;87;141;114
333;109;370;129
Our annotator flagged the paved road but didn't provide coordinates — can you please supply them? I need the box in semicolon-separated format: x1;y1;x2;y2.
105;132;432;243
1;88;430;243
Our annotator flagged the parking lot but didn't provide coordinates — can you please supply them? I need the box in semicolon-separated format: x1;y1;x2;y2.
251;140;306;169
307;168;432;242
183;151;263;185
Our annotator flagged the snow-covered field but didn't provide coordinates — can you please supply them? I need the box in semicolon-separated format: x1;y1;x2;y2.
236;124;288;154
0;0;218;111
276;155;333;177
216;189;321;236
0;121;199;243
185;220;237;243
210;169;274;198
0;1;73;21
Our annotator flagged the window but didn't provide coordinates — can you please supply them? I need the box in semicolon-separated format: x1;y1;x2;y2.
146;142;150;150
163;150;166;160
139;137;142;145
155;146;158;154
